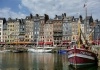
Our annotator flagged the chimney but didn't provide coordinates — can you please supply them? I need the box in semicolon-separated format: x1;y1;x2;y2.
36;14;39;17
79;15;82;22
30;13;33;18
44;14;49;23
64;13;66;17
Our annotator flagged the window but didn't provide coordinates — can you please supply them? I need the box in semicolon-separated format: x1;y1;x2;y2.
50;39;52;41
35;32;36;34
50;32;52;34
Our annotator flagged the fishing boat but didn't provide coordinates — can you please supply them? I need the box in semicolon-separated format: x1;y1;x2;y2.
67;43;98;68
67;17;98;68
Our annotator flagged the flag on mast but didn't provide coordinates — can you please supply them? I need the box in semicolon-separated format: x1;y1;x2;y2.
83;3;86;8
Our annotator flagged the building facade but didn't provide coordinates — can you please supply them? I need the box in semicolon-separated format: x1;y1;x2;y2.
0;18;6;42
25;15;34;42
19;19;25;42
44;19;54;46
84;16;94;41
0;14;100;46
94;20;100;40
33;15;40;44
62;16;73;41
38;16;44;42
6;18;22;44
53;15;63;46
71;18;79;41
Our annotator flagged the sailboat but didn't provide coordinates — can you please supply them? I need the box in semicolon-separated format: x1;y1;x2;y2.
67;17;98;68
28;29;55;53
28;46;54;53
28;41;55;53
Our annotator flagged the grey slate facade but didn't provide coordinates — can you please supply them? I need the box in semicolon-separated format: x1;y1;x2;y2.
94;21;100;40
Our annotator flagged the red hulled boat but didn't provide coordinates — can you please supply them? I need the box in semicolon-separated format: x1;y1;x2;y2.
67;45;98;68
67;16;98;68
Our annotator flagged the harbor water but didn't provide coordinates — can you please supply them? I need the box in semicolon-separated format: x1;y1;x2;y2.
0;52;99;70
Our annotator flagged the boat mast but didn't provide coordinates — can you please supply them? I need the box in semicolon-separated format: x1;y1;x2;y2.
83;2;88;45
84;2;87;34
78;18;81;48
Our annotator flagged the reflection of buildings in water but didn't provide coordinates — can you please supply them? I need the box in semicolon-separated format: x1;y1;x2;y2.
2;53;98;70
15;53;29;70
31;53;54;70
62;54;69;70
0;53;3;69
1;53;30;70
54;54;63;70
54;54;69;70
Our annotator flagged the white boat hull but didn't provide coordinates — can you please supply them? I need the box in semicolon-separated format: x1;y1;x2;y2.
28;47;54;53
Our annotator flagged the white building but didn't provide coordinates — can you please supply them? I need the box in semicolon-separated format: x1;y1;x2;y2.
0;18;6;42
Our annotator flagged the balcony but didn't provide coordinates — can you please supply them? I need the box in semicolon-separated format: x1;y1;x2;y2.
53;34;63;37
53;30;62;32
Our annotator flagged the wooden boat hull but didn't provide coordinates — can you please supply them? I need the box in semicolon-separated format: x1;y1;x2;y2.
67;47;98;68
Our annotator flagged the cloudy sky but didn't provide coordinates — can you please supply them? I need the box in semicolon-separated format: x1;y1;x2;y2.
0;0;100;20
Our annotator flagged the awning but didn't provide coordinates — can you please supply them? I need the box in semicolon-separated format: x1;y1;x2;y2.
38;42;44;45
0;42;6;44
44;42;53;45
62;42;69;45
61;40;70;45
63;40;70;42
9;42;34;44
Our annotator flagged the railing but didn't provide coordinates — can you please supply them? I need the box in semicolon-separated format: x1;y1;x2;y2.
53;34;63;36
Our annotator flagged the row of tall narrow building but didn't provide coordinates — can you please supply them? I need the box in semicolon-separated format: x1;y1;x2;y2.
0;13;100;46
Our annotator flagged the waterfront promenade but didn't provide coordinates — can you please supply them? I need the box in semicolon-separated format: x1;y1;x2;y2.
0;45;68;53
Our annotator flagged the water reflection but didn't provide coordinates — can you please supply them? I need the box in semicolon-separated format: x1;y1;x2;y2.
68;65;98;70
0;52;99;70
31;53;54;70
0;52;30;70
54;54;68;70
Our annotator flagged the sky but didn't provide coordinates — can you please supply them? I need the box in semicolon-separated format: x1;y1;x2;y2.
0;0;100;20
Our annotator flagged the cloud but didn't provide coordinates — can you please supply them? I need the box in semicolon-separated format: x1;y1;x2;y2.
18;4;23;9
0;0;99;20
0;7;26;19
21;0;100;19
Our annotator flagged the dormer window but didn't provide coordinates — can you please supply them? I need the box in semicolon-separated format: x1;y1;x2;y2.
57;18;58;20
